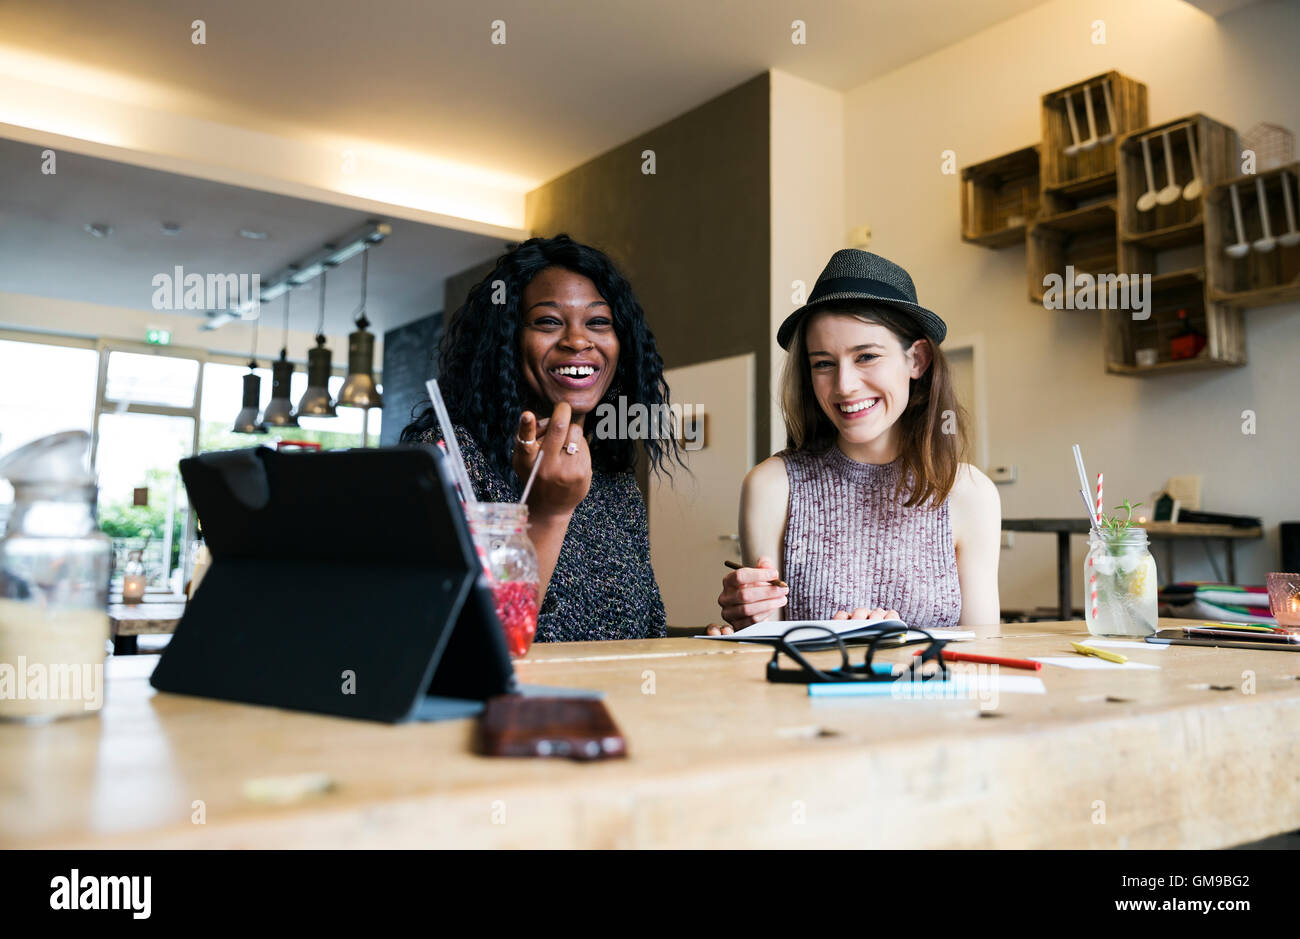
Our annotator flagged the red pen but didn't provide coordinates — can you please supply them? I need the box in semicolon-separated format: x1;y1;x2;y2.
911;649;1042;671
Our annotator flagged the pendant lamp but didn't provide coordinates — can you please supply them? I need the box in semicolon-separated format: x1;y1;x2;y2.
296;269;338;417
263;290;299;427
336;246;382;409
232;315;267;434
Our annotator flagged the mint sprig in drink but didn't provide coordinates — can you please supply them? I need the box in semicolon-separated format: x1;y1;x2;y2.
1085;499;1158;638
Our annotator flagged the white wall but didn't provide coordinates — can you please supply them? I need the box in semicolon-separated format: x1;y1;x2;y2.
840;0;1300;609
0;73;530;238
770;70;847;456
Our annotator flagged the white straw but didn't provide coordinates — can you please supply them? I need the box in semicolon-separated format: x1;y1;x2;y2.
425;379;477;504
1080;489;1101;533
520;451;543;505
1071;443;1090;496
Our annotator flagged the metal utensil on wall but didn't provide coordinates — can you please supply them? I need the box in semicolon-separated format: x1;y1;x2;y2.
1252;175;1277;253
1278;171;1300;247
1079;83;1100;152
1181;125;1203;201
1225;183;1251;258
1098;79;1117;144
1156;131;1181;205
1137;137;1160;212
1063;90;1084;156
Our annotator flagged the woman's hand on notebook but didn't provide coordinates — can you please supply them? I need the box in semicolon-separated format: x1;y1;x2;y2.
714;556;789;631
831;607;900;622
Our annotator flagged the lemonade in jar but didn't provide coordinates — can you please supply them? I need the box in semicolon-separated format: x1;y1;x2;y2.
1084;500;1158;638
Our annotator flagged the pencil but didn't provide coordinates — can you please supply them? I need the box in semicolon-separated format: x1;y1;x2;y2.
912;649;1042;671
1070;641;1128;664
723;559;788;589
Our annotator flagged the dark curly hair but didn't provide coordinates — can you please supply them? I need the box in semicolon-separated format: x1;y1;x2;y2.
400;234;683;481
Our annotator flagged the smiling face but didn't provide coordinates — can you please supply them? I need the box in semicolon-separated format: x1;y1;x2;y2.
804;311;932;455
518;266;620;420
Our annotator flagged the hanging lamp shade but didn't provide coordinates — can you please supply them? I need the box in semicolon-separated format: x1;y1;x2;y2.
264;290;299;426
336;314;382;409
232;365;267;434
298;268;337;417
263;354;299;426
297;334;337;416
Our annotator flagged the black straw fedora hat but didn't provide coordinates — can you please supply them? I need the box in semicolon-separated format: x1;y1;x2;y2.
776;250;946;350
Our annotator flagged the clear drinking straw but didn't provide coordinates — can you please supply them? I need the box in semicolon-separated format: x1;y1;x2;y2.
425;379;477;504
520;451;543;505
1072;443;1099;532
1079;489;1101;533
1072;443;1090;495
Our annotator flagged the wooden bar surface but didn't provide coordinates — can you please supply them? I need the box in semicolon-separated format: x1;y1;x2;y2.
3;619;1298;849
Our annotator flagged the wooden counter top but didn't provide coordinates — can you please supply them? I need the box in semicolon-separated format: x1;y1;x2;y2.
3;619;1298;849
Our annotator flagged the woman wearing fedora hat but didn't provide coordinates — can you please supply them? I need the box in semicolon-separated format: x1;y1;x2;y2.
711;250;1001;631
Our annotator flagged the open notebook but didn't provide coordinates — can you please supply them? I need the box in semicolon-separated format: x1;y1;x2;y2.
693;619;976;646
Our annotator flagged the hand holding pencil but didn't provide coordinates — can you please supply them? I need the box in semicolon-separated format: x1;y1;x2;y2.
711;557;789;633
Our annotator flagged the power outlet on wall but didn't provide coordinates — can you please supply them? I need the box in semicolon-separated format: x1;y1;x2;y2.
1001;531;1014;549
989;464;1017;484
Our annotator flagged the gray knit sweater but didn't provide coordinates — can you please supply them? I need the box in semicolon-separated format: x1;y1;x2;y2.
781;446;962;628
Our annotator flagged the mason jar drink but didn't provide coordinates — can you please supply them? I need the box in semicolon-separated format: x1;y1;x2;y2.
464;502;540;658
1084;528;1158;638
0;432;112;722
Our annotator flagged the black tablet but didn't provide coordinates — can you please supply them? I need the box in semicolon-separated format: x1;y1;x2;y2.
149;444;517;722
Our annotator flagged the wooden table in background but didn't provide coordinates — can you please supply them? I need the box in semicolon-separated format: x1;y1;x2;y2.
108;596;186;655
1002;518;1264;620
3;619;1299;849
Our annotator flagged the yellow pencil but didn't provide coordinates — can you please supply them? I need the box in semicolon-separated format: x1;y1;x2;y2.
1071;641;1128;664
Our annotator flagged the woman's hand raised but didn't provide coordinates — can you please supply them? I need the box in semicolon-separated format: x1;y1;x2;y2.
511;402;591;519
713;556;788;632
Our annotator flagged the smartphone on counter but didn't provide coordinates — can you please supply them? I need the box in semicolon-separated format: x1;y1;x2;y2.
476;695;627;761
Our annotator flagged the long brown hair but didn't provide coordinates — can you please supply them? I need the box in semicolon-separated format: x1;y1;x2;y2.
780;304;968;508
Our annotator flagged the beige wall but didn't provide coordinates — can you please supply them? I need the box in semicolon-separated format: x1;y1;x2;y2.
770;70;847;456
840;0;1300;609
526;74;773;467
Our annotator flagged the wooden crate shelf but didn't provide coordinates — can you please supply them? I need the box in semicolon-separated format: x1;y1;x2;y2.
1148;268;1206;291
1205;164;1300;308
961;145;1040;247
1041;71;1148;199
1027;201;1117;303
962;68;1290;378
1102;276;1244;375
1117;114;1238;242
1121;218;1205;250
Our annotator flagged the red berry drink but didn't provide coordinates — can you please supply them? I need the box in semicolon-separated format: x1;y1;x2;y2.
492;580;539;657
465;502;541;659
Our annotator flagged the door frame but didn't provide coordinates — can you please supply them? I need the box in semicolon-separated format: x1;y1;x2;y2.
942;332;989;473
92;339;208;588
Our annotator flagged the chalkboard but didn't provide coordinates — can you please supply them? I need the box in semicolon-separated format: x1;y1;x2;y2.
380;312;443;446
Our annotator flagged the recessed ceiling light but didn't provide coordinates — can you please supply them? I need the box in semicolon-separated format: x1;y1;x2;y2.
239;229;269;240
161;222;181;235
83;223;113;238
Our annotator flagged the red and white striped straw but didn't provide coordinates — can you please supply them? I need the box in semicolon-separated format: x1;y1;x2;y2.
1089;470;1102;623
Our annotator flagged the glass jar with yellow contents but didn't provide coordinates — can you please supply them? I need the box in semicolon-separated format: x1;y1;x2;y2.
0;432;112;722
1084;527;1158;638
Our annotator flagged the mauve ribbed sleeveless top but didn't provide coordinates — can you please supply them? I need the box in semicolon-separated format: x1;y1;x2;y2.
781;446;962;628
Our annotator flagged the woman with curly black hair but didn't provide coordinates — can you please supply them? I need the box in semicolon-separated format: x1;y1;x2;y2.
401;234;680;642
